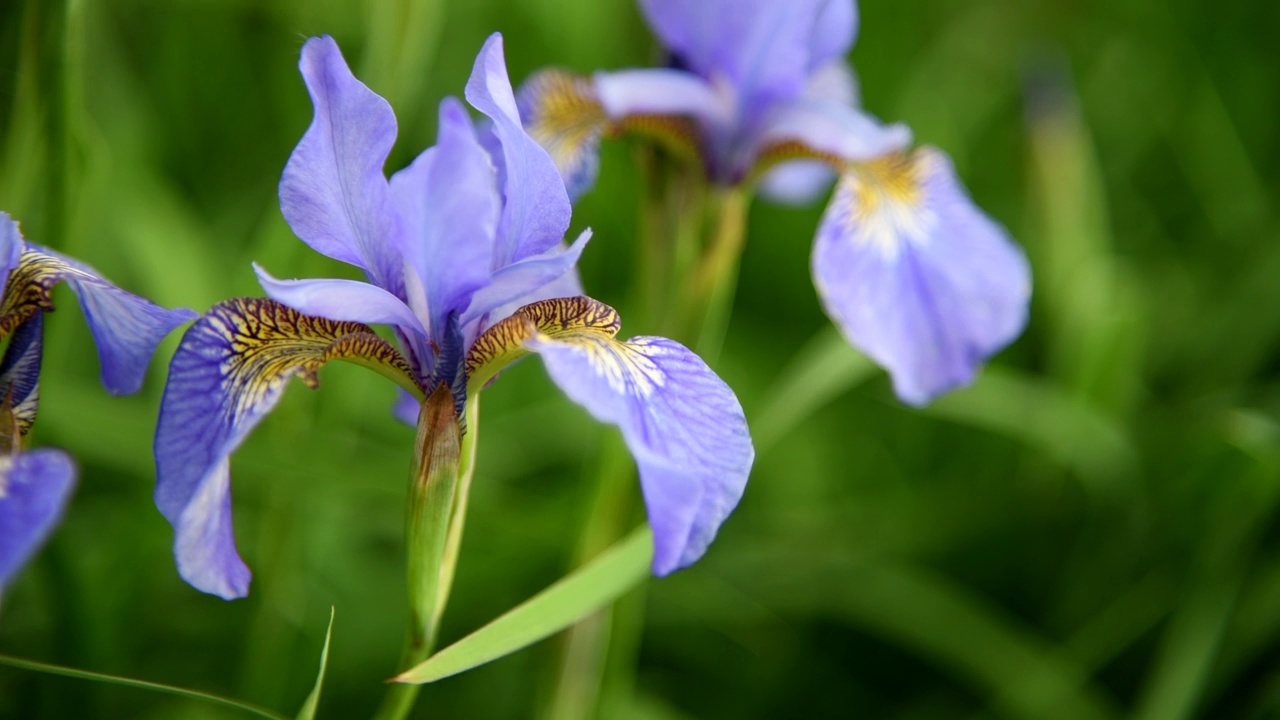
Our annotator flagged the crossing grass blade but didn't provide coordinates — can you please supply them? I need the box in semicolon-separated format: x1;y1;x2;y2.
0;653;288;720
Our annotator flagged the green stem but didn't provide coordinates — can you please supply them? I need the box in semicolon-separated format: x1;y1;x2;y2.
373;389;479;720
432;395;481;634
681;187;750;358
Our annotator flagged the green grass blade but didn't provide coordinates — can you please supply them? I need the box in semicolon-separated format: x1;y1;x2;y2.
396;526;653;684
295;607;336;720
0;653;287;720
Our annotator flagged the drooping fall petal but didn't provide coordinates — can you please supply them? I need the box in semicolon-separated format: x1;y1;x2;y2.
467;297;753;574
812;149;1031;404
0;246;196;395
154;298;421;598
0;449;76;594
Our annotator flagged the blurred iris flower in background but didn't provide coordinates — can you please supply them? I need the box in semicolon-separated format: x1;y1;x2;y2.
0;212;194;598
153;33;753;601
519;0;1031;404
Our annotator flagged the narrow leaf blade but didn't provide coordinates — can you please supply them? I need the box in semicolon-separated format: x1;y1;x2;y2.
0;653;287;720
396;525;653;684
295;607;336;720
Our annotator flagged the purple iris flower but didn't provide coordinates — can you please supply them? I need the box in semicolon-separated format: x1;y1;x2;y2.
153;34;754;600
0;213;195;598
518;0;1031;405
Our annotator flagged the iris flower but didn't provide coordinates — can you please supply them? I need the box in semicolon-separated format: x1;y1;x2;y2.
153;34;754;600
518;0;1031;405
0;212;194;597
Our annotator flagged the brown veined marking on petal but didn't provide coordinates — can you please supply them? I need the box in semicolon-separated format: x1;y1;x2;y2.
524;69;609;178
616;114;703;167
747;139;845;187
464;296;621;393
0;251;69;338
208;297;425;408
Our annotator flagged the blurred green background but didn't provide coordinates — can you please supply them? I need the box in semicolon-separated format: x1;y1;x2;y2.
2;0;1278;718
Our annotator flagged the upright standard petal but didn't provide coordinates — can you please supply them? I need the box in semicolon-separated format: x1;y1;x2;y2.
812;149;1031;405
155;298;420;598
465;33;572;266
638;0;833;110
808;0;858;73
755;60;862;205
388;97;500;334
480;249;585;334
460;229;591;330
0;449;76;594
280;36;403;291
466;298;753;574
0;247;196;395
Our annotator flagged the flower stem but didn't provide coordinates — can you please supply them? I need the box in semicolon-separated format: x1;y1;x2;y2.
373;388;480;720
682;187;751;359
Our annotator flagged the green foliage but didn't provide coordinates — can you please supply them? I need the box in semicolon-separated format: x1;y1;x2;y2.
0;0;1278;718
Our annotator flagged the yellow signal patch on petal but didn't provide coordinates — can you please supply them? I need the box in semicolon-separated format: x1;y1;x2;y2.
836;149;938;258
465;296;621;392
206;297;423;406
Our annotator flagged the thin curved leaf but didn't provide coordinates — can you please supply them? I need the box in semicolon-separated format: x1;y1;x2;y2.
395;525;653;684
295;607;336;720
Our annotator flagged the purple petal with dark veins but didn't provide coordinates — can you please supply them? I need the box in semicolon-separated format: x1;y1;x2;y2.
155;298;419;598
